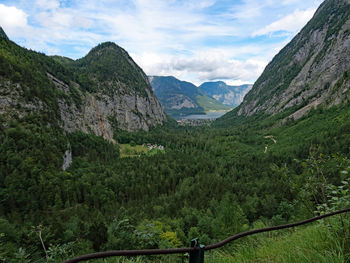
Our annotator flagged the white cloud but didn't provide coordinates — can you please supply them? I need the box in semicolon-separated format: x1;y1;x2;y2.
135;50;267;85
0;4;28;31
196;58;266;82
36;10;93;29
252;8;317;36
95;0;221;53
35;0;60;10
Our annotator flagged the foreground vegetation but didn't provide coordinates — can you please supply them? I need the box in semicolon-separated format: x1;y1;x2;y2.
85;217;349;263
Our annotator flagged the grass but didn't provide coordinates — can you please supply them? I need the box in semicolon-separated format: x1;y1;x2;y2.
119;144;164;158
83;255;182;263
81;219;349;263
119;144;149;158
206;222;347;263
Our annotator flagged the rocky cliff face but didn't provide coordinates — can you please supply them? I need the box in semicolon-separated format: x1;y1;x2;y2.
56;42;166;139
237;0;350;120
0;36;166;141
49;74;165;141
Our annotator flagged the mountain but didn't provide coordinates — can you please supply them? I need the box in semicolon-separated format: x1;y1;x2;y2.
0;36;166;142
220;0;350;124
199;81;252;107
0;26;8;40
149;76;230;118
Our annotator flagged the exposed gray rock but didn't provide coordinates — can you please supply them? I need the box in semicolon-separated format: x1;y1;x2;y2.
0;78;43;121
62;149;72;171
1;69;165;142
52;73;165;141
237;0;350;120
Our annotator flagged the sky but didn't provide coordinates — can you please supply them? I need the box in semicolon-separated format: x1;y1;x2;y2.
0;0;323;86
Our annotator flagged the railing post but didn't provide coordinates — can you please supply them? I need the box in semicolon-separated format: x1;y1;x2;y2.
189;238;205;263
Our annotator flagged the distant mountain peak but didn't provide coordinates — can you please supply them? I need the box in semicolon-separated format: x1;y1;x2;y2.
91;41;120;51
0;26;9;40
73;41;153;96
199;81;252;107
85;42;125;58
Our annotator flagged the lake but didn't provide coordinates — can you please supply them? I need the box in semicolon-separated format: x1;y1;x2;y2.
180;111;229;120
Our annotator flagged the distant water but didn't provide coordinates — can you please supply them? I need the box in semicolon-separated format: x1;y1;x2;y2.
181;111;228;120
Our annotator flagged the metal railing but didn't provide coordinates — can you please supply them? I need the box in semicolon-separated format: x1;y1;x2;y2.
62;208;350;263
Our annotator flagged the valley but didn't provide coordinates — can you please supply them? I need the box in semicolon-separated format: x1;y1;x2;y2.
1;0;350;262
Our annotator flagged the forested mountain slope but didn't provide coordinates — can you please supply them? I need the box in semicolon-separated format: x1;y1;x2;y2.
220;0;350;124
0;30;165;141
0;27;8;40
149;76;229;118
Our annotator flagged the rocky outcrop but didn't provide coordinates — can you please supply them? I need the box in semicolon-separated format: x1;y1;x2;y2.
62;149;72;171
1;74;165;143
237;0;350;120
56;42;166;139
0;78;43;121
48;73;165;141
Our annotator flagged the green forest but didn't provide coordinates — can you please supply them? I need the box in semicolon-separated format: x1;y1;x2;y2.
1;100;350;262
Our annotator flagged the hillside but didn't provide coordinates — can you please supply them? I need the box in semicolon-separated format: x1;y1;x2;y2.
0;34;166;140
0;27;8;40
219;0;350;124
149;76;229;118
199;81;252;107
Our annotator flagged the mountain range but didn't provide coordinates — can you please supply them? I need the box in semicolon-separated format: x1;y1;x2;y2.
149;76;230;118
149;76;252;118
